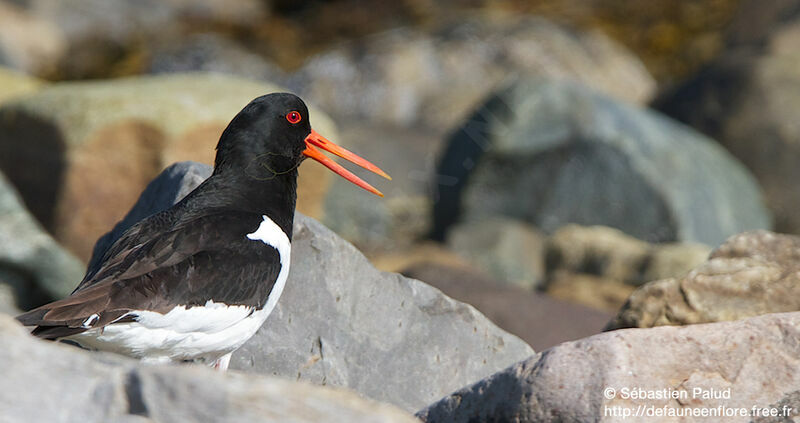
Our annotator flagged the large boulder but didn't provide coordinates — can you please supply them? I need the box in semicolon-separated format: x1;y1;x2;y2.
654;6;800;235
0;170;84;307
418;312;800;422
0;73;337;261
0;314;418;423
606;230;800;330
432;78;771;247
87;161;535;414
289;16;655;128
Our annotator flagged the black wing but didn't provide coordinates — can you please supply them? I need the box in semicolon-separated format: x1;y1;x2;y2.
16;211;282;339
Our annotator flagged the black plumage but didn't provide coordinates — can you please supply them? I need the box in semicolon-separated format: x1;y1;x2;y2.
17;93;309;340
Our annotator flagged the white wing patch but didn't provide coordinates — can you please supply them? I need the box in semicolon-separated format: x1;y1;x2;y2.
66;215;292;364
246;214;291;319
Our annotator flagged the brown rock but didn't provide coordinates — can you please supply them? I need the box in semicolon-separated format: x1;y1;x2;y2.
547;224;710;287
607;230;800;330
370;242;472;274
402;262;613;352
0;73;338;260
545;270;635;313
547;225;651;285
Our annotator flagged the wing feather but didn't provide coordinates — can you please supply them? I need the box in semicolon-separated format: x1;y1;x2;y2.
17;211;282;340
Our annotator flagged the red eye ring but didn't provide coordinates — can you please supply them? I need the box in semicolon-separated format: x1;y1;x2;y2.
286;111;302;124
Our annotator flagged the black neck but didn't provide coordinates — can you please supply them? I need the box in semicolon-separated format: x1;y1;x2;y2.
185;168;298;240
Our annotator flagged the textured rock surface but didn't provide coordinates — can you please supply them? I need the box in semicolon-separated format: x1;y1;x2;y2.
607;230;800;330
290;16;654;128
0;170;84;307
88;161;535;414
0;314;419;423
0;67;43;104
433;78;770;246
419;312;800;422
0;73;337;260
447;218;546;289
752;390;800;423
655;9;800;235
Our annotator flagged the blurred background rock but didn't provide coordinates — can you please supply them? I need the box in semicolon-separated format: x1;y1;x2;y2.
4;2;800;418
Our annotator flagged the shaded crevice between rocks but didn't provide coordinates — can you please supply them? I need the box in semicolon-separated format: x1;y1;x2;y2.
317;336;327;386
124;370;149;418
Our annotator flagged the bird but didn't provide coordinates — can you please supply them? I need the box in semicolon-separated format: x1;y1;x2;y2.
15;93;390;371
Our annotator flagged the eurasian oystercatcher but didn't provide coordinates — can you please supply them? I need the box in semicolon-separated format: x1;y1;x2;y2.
15;93;390;370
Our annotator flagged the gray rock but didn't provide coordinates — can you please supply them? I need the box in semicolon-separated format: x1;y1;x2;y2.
320;121;440;254
0;170;85;307
88;161;535;414
606;230;800;330
0;313;419;423
432;78;771;247
447;218;546;290
655;15;800;236
289;16;654;128
418;312;800;422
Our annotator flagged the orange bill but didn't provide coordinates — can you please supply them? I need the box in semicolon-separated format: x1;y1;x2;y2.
303;128;391;197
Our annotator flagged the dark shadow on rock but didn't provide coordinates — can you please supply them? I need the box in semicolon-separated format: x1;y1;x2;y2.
430;89;514;241
0;110;67;231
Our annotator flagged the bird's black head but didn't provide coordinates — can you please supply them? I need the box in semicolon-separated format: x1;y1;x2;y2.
214;93;311;178
214;92;391;195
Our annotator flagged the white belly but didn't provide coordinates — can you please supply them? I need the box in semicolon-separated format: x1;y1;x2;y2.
66;301;273;363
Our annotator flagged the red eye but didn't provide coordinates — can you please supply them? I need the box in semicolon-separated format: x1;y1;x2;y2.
286;111;302;124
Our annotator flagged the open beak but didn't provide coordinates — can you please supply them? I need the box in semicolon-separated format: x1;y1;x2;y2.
303;129;391;197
